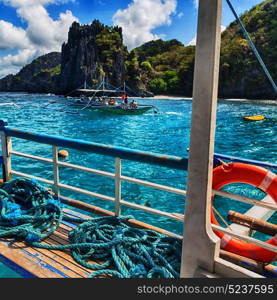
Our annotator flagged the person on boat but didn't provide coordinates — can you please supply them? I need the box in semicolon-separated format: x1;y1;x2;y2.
80;94;86;102
121;94;128;109
108;98;115;106
130;100;138;109
124;95;128;105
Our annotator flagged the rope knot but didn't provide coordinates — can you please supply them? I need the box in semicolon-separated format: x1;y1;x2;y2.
130;264;147;278
26;233;41;243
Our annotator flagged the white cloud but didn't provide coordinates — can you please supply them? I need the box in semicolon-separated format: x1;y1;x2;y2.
0;20;29;50
2;0;74;7
188;25;226;46
0;49;38;68
193;0;198;8
0;0;78;78
112;0;177;50
177;12;184;19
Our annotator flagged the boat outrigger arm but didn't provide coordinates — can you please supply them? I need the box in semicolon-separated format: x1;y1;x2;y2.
0;102;19;108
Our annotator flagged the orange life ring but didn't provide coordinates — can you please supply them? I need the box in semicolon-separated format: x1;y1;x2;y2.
212;162;277;263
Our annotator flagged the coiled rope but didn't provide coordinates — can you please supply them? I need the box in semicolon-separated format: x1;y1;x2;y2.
0;178;182;278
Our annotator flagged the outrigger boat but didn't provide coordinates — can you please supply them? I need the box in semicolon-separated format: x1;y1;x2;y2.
71;98;154;115
96;104;153;115
67;79;157;115
0;102;19;108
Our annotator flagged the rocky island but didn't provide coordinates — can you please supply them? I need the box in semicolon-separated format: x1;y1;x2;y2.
0;0;276;99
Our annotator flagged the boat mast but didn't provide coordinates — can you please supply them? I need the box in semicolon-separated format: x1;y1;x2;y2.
84;66;87;90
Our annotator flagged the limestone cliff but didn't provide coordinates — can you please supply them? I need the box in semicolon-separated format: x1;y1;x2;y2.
60;20;127;93
0;52;61;93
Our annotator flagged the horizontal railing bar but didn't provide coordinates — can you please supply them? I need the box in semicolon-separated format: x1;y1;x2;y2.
8;153;187;196
57;161;115;179
10;151;116;179
212;224;277;253
10;170;184;222
213;189;277;211
10;150;186;196
59;183;183;221
56;160;187;196
59;163;186;195
119;200;184;221
3;127;188;171
11;170;54;185
11;168;277;250
214;153;277;170
58;183;115;203
11;151;53;164
121;175;187;196
61;198;182;239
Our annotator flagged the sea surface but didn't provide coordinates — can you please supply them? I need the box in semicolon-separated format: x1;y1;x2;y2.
0;93;276;277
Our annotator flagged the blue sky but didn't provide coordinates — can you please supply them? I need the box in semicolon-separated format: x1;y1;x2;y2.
0;0;264;77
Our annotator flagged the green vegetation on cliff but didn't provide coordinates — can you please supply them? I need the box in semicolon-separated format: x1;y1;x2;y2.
0;52;61;93
125;0;276;98
219;0;276;98
0;0;275;99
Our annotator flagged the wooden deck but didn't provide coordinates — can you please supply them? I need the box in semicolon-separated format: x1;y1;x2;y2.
0;208;105;278
0;202;276;278
0;193;183;278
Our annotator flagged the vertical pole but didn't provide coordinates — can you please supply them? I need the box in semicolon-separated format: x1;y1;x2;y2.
1;134;12;182
114;157;122;216
180;0;222;277
52;146;60;198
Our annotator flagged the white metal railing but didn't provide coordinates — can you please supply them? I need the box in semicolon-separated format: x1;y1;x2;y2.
2;135;277;261
10;147;186;222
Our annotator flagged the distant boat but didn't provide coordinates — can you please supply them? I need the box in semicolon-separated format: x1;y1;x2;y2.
243;115;265;121
67;78;157;115
96;104;153;115
71;100;153;115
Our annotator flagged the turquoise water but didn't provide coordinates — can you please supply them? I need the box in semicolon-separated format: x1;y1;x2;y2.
0;93;276;276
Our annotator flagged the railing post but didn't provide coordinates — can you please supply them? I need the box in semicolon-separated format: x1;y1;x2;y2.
114;157;122;216
180;0;222;277
52;146;60;198
0;120;12;182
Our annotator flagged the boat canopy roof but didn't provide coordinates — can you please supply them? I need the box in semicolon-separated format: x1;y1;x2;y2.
76;89;125;94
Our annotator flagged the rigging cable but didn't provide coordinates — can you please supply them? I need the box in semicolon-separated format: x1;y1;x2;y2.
226;0;277;94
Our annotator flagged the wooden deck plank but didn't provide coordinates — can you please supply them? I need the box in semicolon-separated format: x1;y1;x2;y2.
0;239;65;278
23;240;87;278
43;238;93;275
1;238;78;278
0;208;105;278
46;233;103;268
1;206;176;278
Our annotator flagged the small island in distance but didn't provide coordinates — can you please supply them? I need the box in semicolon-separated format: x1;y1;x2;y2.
0;0;275;99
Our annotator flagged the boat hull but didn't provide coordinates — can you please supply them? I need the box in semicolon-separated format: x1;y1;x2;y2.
70;103;153;115
98;106;152;115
